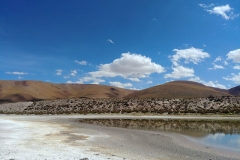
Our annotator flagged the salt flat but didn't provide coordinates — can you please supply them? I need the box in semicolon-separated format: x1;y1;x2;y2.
0;115;240;160
0;115;121;160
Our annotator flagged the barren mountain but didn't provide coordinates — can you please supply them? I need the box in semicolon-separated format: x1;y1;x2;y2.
125;81;231;99
0;80;134;103
228;85;240;96
0;80;236;103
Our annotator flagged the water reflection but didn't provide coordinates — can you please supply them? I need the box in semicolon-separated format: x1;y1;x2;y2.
78;119;240;135
78;119;240;151
199;133;240;151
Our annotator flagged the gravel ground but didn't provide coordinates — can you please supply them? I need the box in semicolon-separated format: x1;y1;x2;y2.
0;102;32;113
0;115;240;160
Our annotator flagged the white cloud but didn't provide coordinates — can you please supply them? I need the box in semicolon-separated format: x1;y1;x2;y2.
189;76;226;89
77;77;105;84
171;47;210;66
209;64;224;70
214;56;222;62
109;81;132;88
205;81;226;89
89;52;165;79
213;64;224;69
75;60;87;65
67;80;73;84
107;39;114;44
226;49;240;63
199;4;214;9
128;78;140;82
224;73;240;84
129;87;140;90
6;71;28;75
223;61;228;65
147;80;153;84
211;56;228;67
18;76;22;79
64;75;70;79
70;70;77;76
66;77;105;84
213;56;228;65
56;69;62;75
164;66;194;79
233;65;240;70
200;4;239;20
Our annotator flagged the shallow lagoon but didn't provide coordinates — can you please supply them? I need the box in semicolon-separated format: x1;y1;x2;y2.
78;118;240;151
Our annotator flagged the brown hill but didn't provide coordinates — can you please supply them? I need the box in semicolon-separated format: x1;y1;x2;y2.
228;85;240;96
210;87;229;94
125;81;231;99
0;80;135;103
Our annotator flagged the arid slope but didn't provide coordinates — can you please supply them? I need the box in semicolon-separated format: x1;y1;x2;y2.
0;80;134;103
125;81;231;99
228;85;240;96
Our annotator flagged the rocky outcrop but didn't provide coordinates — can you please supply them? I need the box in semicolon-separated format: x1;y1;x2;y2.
1;96;239;115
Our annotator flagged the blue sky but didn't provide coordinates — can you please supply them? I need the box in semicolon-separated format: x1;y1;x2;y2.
0;0;240;90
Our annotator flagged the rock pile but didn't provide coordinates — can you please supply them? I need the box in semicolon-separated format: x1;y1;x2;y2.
16;96;240;114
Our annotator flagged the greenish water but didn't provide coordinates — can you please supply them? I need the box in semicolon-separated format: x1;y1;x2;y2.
78;119;240;151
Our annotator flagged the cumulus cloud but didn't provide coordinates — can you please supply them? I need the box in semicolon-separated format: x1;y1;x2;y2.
5;71;28;75
223;61;228;65
107;39;114;44
199;4;214;8
200;4;239;20
208;64;224;70
171;47;210;66
147;80;153;84
109;81;132;88
189;76;226;89
75;60;87;65
214;56;222;62
212;56;228;67
76;77;105;84
128;78;140;82
67;80;73;84
129;87;140;90
224;73;240;84
66;77;105;84
89;52;165;79
56;69;62;75
70;70;77;76
226;49;240;63
164;66;194;79
233;65;240;70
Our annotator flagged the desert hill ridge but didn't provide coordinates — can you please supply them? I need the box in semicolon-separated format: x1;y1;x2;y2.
0;80;134;103
0;80;239;103
125;81;231;99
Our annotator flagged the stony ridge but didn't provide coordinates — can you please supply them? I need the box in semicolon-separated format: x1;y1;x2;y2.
1;96;240;115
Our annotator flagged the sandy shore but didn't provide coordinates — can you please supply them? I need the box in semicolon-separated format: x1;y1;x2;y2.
0;115;240;160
